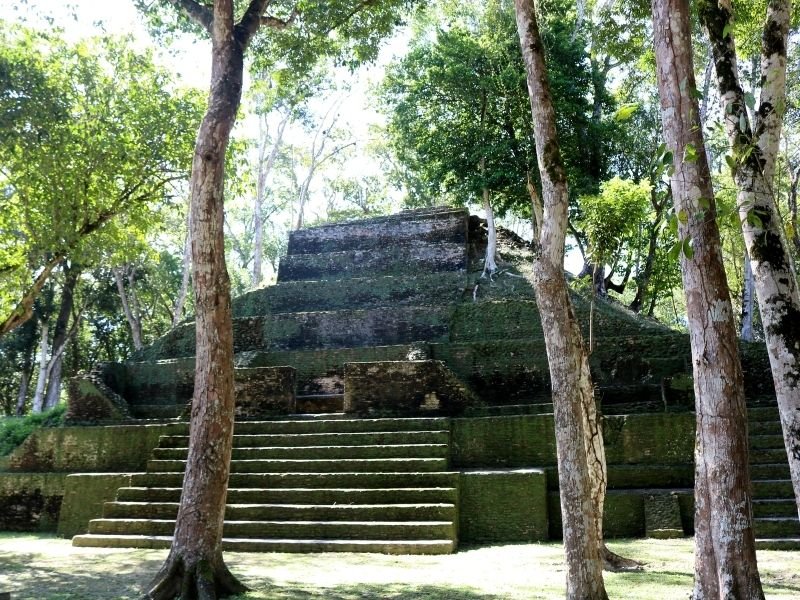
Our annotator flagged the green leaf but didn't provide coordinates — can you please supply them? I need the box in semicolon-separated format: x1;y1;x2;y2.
682;237;694;259
739;112;748;132
662;150;674;165
724;154;736;170
677;209;689;224
744;92;756;110
698;198;711;210
722;23;733;38
668;240;682;262
746;210;763;229
691;87;704;100
683;143;698;163
614;103;639;122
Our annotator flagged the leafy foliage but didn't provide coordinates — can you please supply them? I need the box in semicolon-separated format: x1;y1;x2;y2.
0;403;65;456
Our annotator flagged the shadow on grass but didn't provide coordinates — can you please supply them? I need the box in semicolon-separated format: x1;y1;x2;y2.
234;583;513;600
0;550;164;600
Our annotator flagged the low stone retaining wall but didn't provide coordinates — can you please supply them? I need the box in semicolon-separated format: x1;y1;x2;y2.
0;473;66;532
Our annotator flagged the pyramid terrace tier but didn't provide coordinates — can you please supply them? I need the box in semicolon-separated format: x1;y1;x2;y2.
286;207;468;255
277;241;468;282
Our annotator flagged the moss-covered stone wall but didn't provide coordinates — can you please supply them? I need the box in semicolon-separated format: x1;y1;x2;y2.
0;473;66;532
459;469;548;543
5;424;183;473
57;473;134;537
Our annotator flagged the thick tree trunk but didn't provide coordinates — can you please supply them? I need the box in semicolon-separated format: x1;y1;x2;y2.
172;222;192;329
699;0;800;522
481;187;499;278
15;358;32;416
44;265;79;409
145;2;249;599
652;2;765;598
514;2;608;598
31;322;49;414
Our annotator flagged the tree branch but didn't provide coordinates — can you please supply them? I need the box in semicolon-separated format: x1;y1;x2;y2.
322;0;380;36
166;0;213;33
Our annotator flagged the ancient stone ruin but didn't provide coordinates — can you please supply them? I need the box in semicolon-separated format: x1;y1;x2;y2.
1;206;796;553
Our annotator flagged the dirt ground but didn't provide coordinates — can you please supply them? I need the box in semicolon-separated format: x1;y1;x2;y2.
0;534;797;599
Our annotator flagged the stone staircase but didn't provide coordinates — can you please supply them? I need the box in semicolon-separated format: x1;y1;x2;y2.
72;416;459;554
749;406;800;550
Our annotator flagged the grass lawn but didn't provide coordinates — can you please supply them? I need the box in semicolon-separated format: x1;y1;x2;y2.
0;534;797;599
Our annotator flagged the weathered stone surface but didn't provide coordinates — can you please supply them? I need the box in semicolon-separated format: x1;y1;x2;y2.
66;370;130;423
57;473;134;537
233;272;468;317
232;367;296;418
287;207;468;255
277;241;468;282
343;360;477;417
5;424;182;473
459;469;548;542
644;492;685;538
0;473;66;531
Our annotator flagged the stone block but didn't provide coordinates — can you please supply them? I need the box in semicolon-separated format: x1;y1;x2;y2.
343;360;476;417
459;469;548;543
645;492;686;538
233;366;296;418
57;473;134;537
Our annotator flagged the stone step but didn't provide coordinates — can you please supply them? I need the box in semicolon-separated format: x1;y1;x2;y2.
230;417;450;435
750;434;785;450
463;403;554;417
753;499;799;518
158;430;450;448
103;502;457;522
750;448;788;464
755;537;800;550
753;517;800;538
116;486;459;505
146;457;450;474
152;444;449;461
72;534;456;554
748;421;783;435
233;272;468;317
130;471;459;489
286;207;468;255
129;405;184;419
748;407;780;422
295;394;344;414
752;479;794;499
750;463;790;480
88;518;456;541
277;241;468;282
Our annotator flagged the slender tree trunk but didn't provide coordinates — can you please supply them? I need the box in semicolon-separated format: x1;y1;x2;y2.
44;265;79;409
15;357;33;416
652;2;765;598
114;266;143;351
31;321;49;414
699;0;800;522
514;2;608;598
253;112;288;287
741;252;755;341
172;221;192;329
146;2;250;598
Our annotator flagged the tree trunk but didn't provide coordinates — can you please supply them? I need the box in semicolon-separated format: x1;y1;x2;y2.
514;2;608;598
114;266;143;351
31;321;49;414
699;0;800;522
145;3;249;598
44;265;79;409
253;112;288;287
741;252;755;341
15;358;33;416
172;220;192;329
652;2;765;598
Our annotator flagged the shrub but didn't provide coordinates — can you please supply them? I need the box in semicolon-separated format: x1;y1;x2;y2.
0;404;66;456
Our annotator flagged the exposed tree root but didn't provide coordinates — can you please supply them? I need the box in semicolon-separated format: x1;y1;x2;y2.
143;552;248;600
602;544;645;572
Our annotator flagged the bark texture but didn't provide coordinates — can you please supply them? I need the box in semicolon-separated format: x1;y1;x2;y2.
651;2;765;598
514;1;608;598
698;0;800;522
43;264;79;409
145;1;254;598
